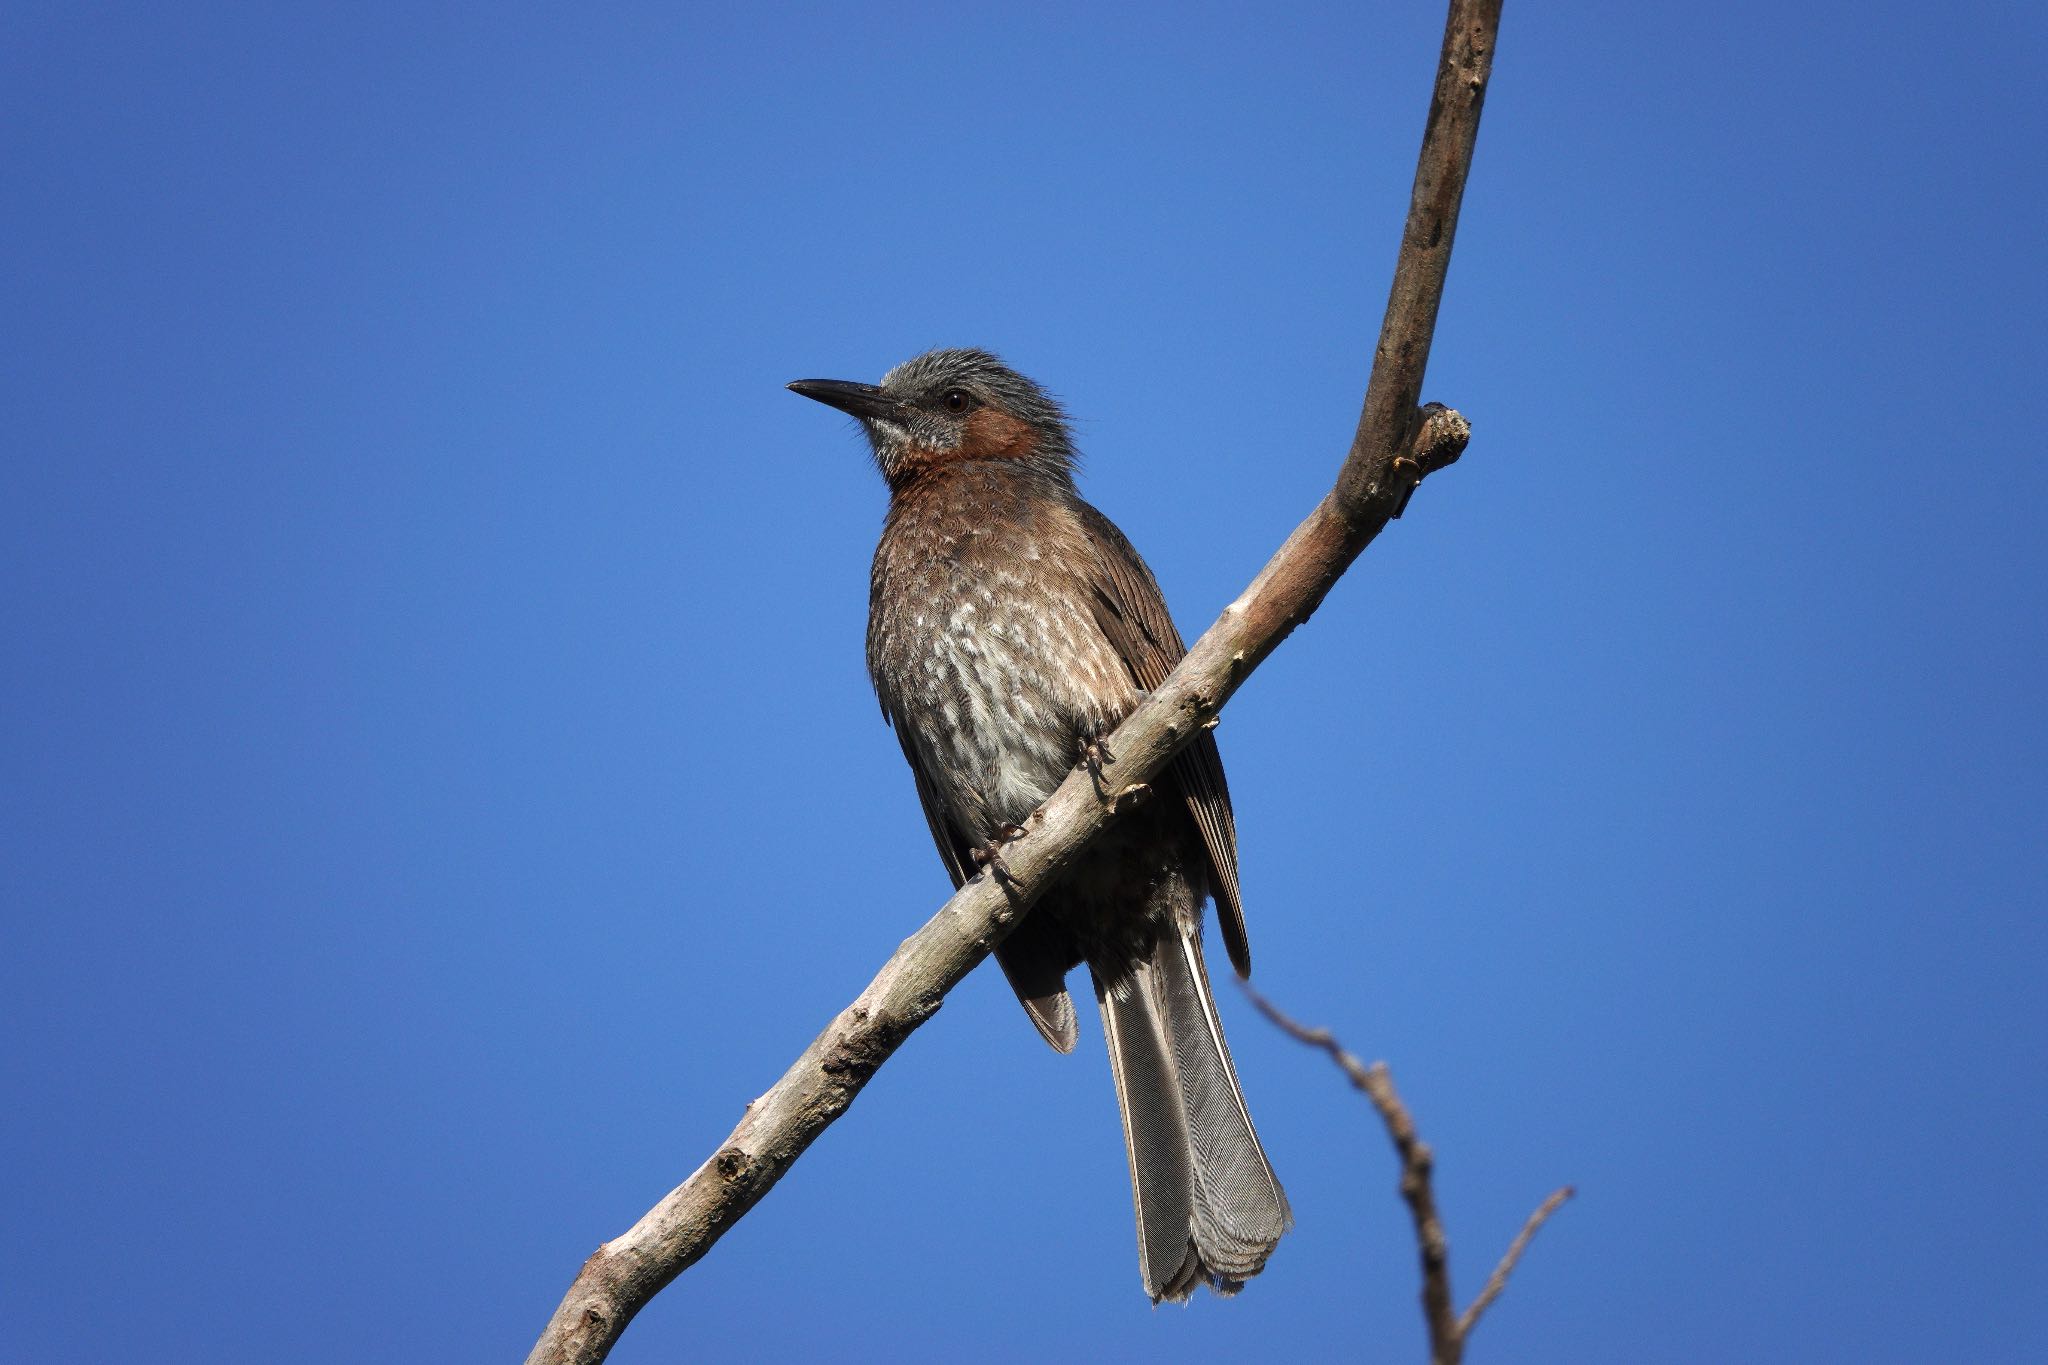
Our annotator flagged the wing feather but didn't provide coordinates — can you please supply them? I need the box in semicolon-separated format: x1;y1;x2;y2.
1074;504;1253;977
894;723;973;891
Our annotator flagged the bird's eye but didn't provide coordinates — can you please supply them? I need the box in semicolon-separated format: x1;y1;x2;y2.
942;389;973;414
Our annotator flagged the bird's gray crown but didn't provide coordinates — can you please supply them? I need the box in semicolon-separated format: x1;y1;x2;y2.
789;347;1079;484
879;348;1077;466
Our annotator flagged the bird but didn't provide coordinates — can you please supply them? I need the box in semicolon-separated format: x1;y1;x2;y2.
788;347;1290;1302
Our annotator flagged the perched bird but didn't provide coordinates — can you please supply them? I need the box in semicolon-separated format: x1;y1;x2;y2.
789;348;1290;1302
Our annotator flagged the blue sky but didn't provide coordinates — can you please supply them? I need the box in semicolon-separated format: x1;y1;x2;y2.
4;2;2044;1361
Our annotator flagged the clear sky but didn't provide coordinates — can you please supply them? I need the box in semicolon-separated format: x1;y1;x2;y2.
5;3;2044;1361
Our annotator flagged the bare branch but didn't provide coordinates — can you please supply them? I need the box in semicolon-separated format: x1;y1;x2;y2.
1458;1186;1575;1340
1245;981;1384;1096
1246;987;1570;1365
525;3;1502;1360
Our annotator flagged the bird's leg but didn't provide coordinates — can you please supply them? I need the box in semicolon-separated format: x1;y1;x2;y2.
1076;733;1116;786
971;824;1029;889
1076;731;1149;811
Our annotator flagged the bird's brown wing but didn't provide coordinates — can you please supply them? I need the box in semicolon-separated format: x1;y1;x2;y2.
893;723;974;892
1074;503;1252;977
888;718;1080;1051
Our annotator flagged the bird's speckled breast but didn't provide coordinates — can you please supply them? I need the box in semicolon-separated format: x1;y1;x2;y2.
867;463;1137;842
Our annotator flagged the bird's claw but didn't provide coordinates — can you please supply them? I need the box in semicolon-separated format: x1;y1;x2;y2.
1076;733;1116;784
971;825;1028;889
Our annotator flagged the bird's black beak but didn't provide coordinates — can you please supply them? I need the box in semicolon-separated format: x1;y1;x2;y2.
786;378;904;423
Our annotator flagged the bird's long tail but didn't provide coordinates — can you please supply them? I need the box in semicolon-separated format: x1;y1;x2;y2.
1095;920;1291;1301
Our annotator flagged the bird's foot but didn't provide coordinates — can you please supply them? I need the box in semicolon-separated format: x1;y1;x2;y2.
971;824;1028;890
1076;733;1116;785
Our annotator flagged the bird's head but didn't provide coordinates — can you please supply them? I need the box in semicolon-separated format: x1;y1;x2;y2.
788;348;1076;487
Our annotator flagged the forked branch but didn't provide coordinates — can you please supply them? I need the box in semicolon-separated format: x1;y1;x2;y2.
1247;988;1572;1364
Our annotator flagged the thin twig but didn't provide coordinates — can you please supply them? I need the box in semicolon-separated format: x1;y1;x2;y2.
524;2;1501;1359
1458;1186;1575;1338
1246;987;1456;1358
1246;986;1570;1365
1245;981;1382;1095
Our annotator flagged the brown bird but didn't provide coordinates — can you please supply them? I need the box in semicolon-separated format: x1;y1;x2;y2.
790;348;1289;1301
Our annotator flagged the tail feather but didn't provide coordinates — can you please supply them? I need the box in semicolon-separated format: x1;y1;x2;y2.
1095;923;1290;1302
1098;962;1202;1298
1164;928;1291;1279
